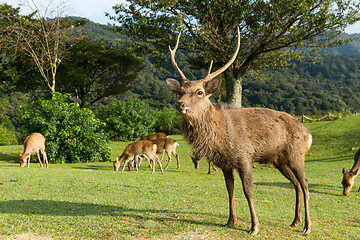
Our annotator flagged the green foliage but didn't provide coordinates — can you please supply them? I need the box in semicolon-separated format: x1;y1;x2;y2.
57;36;143;108
0;92;28;132
0;125;18;145
242;54;360;115
20;92;110;163
110;0;360;105
153;107;181;135
96;98;157;141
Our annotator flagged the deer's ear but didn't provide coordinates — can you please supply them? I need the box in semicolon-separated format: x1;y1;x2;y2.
342;167;347;174
166;78;182;95
204;76;221;95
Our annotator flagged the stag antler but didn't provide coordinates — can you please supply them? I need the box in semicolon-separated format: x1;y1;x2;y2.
169;32;187;81
169;27;240;83
203;27;240;82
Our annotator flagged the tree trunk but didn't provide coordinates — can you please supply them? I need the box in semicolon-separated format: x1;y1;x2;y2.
224;70;243;107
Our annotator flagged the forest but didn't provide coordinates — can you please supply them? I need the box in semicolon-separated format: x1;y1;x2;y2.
1;15;360;145
64;18;360;115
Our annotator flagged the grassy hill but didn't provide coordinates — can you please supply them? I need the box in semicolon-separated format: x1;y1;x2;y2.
0;114;360;239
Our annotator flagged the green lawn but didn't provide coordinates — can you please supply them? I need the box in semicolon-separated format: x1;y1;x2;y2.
0;115;360;239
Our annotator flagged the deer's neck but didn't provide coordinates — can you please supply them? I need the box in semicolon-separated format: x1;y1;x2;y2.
181;105;233;166
350;149;360;174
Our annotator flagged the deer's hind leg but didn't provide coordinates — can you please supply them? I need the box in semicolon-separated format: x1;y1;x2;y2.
273;155;303;228
286;152;311;234
36;151;44;167
174;151;180;169
164;151;172;169
41;147;49;168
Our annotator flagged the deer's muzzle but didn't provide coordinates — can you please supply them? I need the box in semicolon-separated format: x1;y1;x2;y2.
176;101;189;114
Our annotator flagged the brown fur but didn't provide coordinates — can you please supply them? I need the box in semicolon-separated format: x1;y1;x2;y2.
18;132;48;168
113;140;164;174
341;148;360;196
165;30;312;235
140;133;167;141
153;137;180;169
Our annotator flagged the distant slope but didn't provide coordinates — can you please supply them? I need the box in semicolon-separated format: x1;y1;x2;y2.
327;33;360;55
304;113;360;158
70;18;360;114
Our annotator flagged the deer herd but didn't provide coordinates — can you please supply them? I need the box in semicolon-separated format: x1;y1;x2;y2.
17;27;360;236
113;132;180;174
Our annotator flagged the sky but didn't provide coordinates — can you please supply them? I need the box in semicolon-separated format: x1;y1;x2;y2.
1;0;360;33
1;0;123;25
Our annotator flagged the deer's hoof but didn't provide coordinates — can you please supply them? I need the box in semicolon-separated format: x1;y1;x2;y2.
248;229;258;235
224;223;233;228
290;219;301;228
303;228;311;234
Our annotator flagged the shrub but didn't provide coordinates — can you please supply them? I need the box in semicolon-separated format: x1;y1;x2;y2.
97;99;157;141
0;125;18;145
20;93;110;164
153;107;181;135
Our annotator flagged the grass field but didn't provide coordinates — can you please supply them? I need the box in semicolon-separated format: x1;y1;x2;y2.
0;114;360;239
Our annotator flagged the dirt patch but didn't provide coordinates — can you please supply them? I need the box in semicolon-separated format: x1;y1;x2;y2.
169;231;219;240
2;233;53;240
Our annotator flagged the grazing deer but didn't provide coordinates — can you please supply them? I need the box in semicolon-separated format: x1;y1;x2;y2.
341;148;360;196
165;27;312;235
153;137;180;169
113;140;164;174
188;150;217;174
18;132;48;168
140;133;167;141
138;135;180;169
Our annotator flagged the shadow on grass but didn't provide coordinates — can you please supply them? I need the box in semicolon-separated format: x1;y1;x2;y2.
0;199;250;233
306;153;353;163
0;152;18;163
72;165;113;171
255;182;343;196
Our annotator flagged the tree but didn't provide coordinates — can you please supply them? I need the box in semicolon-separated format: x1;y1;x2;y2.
56;37;143;108
0;1;82;96
109;0;360;106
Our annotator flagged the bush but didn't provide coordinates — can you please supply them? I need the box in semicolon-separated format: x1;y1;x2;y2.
20;93;110;164
97;99;157;141
0;125;18;145
153;107;181;135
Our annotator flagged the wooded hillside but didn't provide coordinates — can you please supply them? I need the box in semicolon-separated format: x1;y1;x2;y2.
76;19;360;115
1;17;360;122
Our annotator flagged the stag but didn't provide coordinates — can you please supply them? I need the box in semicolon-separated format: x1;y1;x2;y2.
165;27;312;235
342;148;360;196
18;132;48;168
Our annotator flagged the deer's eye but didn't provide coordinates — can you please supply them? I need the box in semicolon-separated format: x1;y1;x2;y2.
196;90;204;97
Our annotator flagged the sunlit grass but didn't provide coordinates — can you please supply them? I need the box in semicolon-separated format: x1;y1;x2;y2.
0;114;360;239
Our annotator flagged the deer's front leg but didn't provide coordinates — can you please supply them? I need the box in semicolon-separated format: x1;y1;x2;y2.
237;163;259;235
27;155;31;168
221;168;236;227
